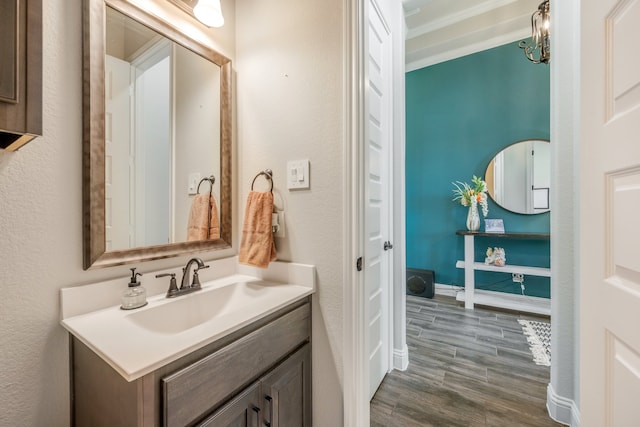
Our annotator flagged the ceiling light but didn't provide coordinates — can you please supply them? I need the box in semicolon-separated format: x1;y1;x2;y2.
519;0;550;64
193;0;224;28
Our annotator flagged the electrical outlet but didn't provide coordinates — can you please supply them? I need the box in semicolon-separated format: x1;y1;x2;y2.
274;211;285;238
512;273;524;283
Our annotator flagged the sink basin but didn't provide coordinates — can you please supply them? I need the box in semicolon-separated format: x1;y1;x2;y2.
127;281;271;334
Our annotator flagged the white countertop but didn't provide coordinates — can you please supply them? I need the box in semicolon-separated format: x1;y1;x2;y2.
60;260;315;382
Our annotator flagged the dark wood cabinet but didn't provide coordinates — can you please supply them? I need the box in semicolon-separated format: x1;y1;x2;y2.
0;0;42;151
71;298;311;427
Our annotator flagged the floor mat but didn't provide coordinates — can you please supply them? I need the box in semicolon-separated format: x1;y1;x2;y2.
518;319;551;366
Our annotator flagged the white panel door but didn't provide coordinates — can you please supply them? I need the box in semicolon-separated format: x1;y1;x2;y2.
105;55;132;251
581;1;640;425
365;0;393;400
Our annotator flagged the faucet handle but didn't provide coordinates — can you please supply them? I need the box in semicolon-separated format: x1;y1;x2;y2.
156;273;179;297
191;264;209;289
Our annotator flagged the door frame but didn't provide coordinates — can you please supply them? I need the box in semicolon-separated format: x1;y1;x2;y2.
343;0;406;425
344;1;581;426
547;0;581;425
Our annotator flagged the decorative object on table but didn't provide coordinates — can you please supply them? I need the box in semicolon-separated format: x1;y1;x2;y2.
484;218;505;233
484;247;506;266
452;175;489;231
518;319;551;366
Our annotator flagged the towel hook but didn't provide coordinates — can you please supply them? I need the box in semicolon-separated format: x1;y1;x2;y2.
251;169;273;193
197;175;216;195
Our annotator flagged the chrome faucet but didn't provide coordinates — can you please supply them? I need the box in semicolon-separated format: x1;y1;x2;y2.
156;257;209;298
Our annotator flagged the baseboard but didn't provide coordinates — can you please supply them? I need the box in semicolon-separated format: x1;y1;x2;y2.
547;383;580;426
393;344;409;371
434;283;460;297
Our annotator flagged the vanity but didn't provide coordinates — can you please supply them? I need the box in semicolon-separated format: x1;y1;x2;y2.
61;260;315;426
69;1;313;424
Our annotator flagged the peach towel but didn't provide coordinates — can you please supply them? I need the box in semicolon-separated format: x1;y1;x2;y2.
187;194;220;241
239;191;277;268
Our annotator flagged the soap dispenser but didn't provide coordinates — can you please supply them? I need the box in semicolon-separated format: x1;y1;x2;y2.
121;268;148;310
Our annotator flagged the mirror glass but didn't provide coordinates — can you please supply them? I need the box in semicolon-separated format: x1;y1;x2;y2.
484;140;550;215
83;0;232;269
105;6;221;250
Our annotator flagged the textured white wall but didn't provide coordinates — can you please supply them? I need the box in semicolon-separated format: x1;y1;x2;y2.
0;1;236;425
235;0;345;425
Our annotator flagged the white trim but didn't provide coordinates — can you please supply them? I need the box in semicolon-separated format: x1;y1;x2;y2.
343;0;367;424
391;0;408;375
406;0;520;39
547;383;580;426
434;283;461;298
393;344;409;371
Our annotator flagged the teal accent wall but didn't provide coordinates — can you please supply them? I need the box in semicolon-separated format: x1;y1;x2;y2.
405;42;551;298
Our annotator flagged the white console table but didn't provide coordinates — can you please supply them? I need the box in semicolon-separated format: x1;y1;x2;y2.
455;231;551;313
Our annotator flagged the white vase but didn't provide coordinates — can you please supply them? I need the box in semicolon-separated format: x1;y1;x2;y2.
466;204;480;231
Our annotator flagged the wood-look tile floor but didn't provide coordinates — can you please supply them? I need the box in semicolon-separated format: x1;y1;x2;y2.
370;295;562;427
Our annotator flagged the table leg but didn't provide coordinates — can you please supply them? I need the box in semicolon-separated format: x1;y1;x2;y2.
464;234;475;309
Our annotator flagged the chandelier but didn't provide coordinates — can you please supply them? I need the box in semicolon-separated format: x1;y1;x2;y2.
519;0;550;64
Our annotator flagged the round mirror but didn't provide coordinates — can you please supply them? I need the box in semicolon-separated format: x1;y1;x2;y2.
485;139;550;215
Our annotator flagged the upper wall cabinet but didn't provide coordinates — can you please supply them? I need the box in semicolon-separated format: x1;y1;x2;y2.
0;0;42;151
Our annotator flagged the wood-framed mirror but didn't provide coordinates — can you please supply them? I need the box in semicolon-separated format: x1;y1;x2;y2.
83;0;232;269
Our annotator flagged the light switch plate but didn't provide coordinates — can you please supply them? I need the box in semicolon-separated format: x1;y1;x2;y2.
287;160;310;190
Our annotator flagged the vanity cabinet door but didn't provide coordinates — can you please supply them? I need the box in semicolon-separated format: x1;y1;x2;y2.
261;344;311;427
198;383;262;427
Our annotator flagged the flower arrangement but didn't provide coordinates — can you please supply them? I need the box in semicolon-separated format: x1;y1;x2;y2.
452;175;489;217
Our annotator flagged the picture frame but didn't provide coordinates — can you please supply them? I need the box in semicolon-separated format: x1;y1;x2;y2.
484;218;505;233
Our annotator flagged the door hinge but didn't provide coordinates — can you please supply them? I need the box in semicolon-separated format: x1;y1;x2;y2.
384;241;393;251
356;257;363;271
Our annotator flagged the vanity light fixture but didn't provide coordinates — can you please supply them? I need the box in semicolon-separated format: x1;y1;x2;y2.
193;0;225;28
519;0;550;64
167;0;224;28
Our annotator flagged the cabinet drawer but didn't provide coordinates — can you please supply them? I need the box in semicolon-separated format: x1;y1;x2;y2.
163;302;310;427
